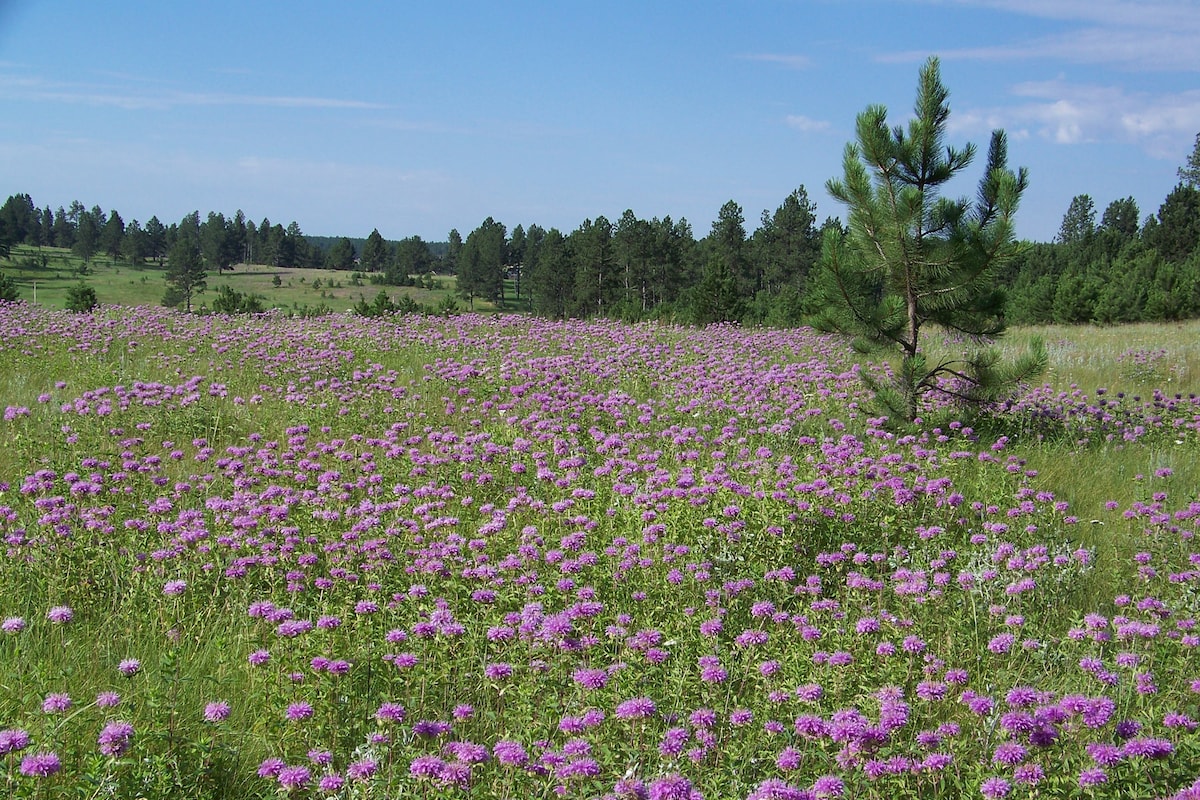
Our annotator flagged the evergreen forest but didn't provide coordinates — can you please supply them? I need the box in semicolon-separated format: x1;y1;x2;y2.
3;132;1200;325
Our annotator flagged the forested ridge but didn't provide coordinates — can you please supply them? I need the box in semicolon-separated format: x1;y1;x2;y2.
4;133;1200;324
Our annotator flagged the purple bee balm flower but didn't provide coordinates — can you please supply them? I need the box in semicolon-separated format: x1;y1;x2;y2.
748;778;808;800
992;742;1027;766
615;697;656;720
1086;743;1122;766
1114;719;1142;739
1078;767;1108;788
1122;737;1174;759
795;683;822;702
346;758;377;781
812;774;844;798
46;606;73;624
42;693;71;714
1013;763;1044;786
493;739;529;766
318;773;345;792
776;746;803;771
19;750;61;777
2;617;26;633
96;691;121;708
258;757;286;778
412;719;451;738
248;649;270;666
285;702;313;721
484;662;513;680
409;754;446;778
118;658;141;676
573;667;609;689
162;579;186;596
648;773;699;800
375;702;406;723
204;701;231;723
0;729;31;754
277;765;310;791
97;720;134;757
988;634;1015;654
980;776;1012;799
730;708;753;726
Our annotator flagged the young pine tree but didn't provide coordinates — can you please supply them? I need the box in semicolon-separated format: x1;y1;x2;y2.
815;56;1045;423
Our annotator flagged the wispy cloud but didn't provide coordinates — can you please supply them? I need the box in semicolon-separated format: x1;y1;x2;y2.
785;114;833;133
0;73;388;111
884;0;1200;70
951;79;1200;157
739;53;813;70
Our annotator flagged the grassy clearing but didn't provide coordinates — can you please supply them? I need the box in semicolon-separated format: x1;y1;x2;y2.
0;246;482;314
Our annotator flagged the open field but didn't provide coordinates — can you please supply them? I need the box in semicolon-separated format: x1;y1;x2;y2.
1;304;1200;799
0;246;499;314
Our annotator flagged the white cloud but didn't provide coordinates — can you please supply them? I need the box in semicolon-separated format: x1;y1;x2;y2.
0;73;388;111
953;79;1200;157
887;0;1200;70
785;114;832;133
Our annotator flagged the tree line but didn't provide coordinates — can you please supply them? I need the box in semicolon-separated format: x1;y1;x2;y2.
4;131;1200;324
999;137;1200;325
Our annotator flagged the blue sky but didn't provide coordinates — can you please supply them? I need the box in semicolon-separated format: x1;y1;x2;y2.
2;0;1198;244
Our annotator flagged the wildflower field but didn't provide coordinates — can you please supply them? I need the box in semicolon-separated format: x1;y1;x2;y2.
1;305;1199;800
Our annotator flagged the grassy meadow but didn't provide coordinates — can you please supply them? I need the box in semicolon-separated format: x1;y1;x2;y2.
0;245;482;314
0;299;1199;799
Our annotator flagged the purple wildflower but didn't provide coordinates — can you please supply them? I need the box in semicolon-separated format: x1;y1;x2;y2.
812;774;844;798
648;773;699;800
204;701;231;723
484;662;513;680
277;765;310;791
97;721;134;757
346;759;377;781
992;743;1027;766
42;693;71;714
409;754;446;778
615;697;656;720
980;776;1011;799
19;751;61;777
285;702;313;721
46;606;73;624
0;729;31;754
1013;763;1044;786
118;658;141;676
493;739;529;766
573;667;609;689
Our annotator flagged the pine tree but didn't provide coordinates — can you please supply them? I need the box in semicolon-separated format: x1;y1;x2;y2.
0;271;19;302
164;214;206;311
816;56;1045;423
1178;132;1200;187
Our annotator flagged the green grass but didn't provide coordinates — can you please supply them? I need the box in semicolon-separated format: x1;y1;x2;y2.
0;245;482;314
